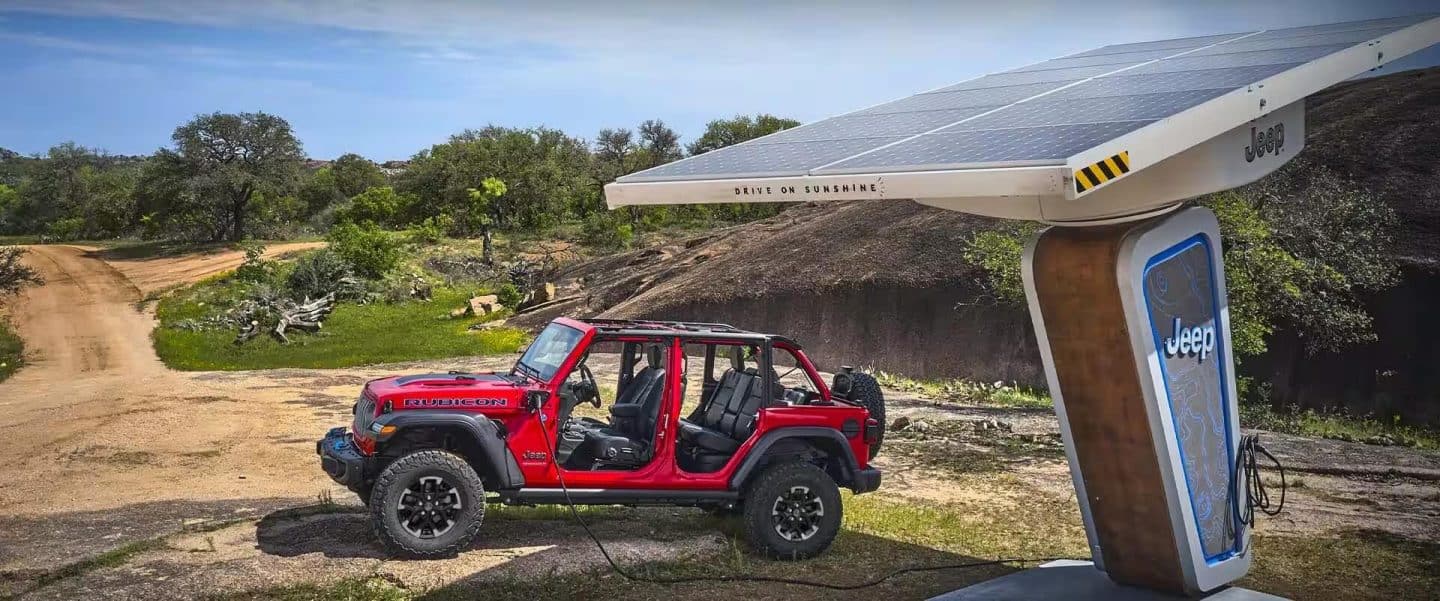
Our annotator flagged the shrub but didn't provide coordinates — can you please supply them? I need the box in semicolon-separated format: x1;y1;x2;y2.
406;215;453;245
336;186;413;228
326;222;401;279
233;240;274;283
0;246;43;296
581;212;633;250
287;249;362;300
46;217;86;241
496;282;523;309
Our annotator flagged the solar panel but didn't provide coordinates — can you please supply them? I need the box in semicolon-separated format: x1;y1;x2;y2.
606;15;1440;223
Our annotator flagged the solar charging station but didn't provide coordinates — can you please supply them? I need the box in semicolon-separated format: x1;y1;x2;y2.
606;14;1440;600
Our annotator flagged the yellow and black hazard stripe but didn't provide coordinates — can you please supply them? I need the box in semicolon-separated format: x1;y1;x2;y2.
1074;151;1131;193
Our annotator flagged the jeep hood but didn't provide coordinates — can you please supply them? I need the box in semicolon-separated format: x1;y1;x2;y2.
364;372;529;408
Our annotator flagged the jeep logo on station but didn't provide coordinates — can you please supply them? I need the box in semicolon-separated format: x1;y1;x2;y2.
1243;122;1285;163
402;398;507;408
1162;317;1217;362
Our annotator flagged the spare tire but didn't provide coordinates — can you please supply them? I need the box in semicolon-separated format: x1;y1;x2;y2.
848;372;885;460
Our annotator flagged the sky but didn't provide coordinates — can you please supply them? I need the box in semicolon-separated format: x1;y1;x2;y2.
0;0;1437;161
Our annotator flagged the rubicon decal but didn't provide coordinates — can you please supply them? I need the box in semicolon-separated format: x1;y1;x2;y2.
402;398;508;408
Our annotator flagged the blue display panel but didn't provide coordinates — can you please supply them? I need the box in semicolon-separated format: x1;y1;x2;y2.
1142;235;1238;563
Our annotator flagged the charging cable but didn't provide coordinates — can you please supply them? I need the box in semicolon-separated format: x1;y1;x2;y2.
1233;433;1286;557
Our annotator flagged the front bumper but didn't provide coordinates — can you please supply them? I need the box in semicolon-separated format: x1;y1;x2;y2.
317;427;368;489
851;467;882;494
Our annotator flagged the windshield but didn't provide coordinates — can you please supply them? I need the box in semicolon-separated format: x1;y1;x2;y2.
515;322;583;381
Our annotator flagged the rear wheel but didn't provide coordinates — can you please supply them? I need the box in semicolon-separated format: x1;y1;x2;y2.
370;450;485;558
741;462;841;559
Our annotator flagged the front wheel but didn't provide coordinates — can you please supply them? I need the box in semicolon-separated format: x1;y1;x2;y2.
370;450;485;558
741;462;842;559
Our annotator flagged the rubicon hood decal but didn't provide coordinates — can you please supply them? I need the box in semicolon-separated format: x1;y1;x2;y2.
401;398;508;408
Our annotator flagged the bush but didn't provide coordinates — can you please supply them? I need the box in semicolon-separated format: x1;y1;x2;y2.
336;186;413;228
496;282;523;309
963;222;1039;305
0;246;43;296
581;212;633;250
406;215;453;245
46;217;85;241
233;240;274;283
326;222;400;279
287;249;361;300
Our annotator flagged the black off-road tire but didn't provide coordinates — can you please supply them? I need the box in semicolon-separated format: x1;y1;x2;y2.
849;372;885;459
741;462;842;560
370;450;485;559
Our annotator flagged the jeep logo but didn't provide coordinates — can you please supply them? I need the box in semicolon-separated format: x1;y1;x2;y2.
1243;123;1285;163
1162;317;1217;362
402;398;507;408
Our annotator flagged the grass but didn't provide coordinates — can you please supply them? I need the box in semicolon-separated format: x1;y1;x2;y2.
28;537;169;591
1241;403;1440;450
874;371;1053;410
1241;529;1440;600
153;281;529;370
0;318;22;383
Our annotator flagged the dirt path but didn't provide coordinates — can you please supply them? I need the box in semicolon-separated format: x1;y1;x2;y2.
0;244;349;571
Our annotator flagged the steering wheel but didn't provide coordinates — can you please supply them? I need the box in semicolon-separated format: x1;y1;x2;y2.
578;363;602;408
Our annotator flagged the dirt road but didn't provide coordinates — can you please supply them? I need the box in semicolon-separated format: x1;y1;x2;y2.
0;244;354;569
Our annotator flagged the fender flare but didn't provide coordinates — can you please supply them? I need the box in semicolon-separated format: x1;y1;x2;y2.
728;427;861;491
372;411;524;490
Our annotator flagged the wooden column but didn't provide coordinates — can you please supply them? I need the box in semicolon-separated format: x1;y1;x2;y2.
1027;221;1187;593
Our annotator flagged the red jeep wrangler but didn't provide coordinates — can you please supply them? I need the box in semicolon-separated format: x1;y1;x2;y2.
318;317;884;559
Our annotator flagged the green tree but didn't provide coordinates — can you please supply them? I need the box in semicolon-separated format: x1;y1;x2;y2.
962;221;1041;306
1202;161;1397;356
397;126;589;234
464;177;508;262
635;119;683;168
153;112;305;241
298;167;344;216
686;114;800;155
0;184;19;233
76;164;139;237
329;153;387;198
326;222;400;279
336;186;415;229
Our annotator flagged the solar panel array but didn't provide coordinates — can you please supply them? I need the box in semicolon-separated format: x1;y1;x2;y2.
620;15;1431;183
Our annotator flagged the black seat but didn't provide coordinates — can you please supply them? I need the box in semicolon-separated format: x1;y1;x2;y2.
679;348;766;457
568;345;666;469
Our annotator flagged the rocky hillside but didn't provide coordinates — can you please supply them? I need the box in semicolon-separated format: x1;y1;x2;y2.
526;67;1440;423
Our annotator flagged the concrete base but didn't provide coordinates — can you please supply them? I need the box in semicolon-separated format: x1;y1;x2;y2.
927;561;1288;601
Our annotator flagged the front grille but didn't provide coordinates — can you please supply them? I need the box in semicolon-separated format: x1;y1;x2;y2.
352;392;377;436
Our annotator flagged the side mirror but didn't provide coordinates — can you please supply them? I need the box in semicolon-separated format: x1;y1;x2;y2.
524;390;548;413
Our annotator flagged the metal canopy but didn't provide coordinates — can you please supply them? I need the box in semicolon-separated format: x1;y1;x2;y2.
605;15;1440;223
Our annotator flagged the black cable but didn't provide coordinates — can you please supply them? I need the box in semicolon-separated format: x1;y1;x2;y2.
1235;433;1286;530
538;413;1078;590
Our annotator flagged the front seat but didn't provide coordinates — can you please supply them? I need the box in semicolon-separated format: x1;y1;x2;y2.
572;345;666;469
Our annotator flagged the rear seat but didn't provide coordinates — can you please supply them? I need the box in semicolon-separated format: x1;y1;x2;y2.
679;367;764;455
